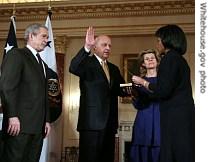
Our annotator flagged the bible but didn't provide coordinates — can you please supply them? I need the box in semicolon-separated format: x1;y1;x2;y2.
120;83;133;96
120;83;132;87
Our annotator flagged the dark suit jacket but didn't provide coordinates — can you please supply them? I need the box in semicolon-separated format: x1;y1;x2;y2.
148;49;194;160
0;47;50;134
69;47;126;131
149;49;194;112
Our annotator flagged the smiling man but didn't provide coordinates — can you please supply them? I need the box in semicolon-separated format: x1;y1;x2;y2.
0;23;51;162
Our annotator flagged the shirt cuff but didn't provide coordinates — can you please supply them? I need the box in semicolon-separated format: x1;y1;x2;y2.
84;46;91;53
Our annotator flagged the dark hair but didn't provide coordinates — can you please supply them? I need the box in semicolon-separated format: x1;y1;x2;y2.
155;24;187;55
138;49;159;77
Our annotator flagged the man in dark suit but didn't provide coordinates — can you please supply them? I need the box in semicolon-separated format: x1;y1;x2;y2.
69;26;127;162
0;23;51;162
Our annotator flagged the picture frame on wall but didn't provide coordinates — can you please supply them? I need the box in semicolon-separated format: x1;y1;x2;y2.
121;54;139;103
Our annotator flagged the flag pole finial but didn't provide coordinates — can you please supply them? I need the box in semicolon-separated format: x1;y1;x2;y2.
48;0;52;19
12;3;16;16
48;0;52;12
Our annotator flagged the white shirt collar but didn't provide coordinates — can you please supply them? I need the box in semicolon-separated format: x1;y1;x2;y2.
26;44;38;59
26;45;46;76
94;54;107;65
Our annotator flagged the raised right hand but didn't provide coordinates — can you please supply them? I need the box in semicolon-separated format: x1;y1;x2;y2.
85;26;95;50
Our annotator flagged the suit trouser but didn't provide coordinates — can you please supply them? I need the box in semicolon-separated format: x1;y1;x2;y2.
1;133;43;162
79;127;116;162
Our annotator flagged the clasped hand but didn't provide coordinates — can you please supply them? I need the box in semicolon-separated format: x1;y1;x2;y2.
132;75;144;86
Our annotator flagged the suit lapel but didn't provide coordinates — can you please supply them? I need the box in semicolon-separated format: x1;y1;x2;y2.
22;47;46;81
92;56;110;85
107;62;114;87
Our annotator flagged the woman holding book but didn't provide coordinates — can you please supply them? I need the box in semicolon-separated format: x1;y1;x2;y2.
130;49;160;162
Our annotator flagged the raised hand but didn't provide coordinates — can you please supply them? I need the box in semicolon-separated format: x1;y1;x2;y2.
85;26;95;50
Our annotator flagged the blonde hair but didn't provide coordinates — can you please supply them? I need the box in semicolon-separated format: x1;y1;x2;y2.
138;49;159;77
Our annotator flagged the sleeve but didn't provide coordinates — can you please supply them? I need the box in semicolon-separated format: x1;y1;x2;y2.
69;47;90;77
44;65;50;122
0;50;23;117
149;53;180;99
45;83;50;123
114;66;127;97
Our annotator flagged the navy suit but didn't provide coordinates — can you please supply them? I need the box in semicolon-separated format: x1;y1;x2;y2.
69;47;126;162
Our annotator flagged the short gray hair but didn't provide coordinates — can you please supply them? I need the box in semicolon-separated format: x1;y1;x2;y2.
24;23;48;41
